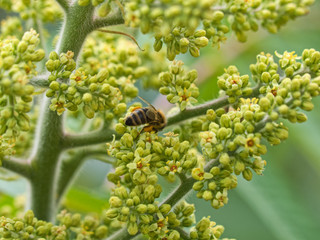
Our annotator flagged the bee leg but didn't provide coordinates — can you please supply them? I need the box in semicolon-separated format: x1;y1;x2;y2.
142;125;155;133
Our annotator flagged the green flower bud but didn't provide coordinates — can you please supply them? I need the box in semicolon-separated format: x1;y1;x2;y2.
219;153;230;165
192;181;204;191
234;122;245;134
152;141;163;154
114;103;127;115
83;104;94;119
212;10;224;21
180;37;189;47
144;185;155;199
206;109;216;121
259;97;271;111
18;41;28;53
3;56;15;69
261;72;271;83
45;59;56;72
190;230;198;239
95;68;107;80
189;45;200;57
296;112;307;123
24;210;34;225
220;114;231;127
105;209;118;219
115;123;126;134
49;81;59;91
95;225;108;238
127;222;138;235
120;133;133;148
159;87;170;95
234;161;245;175
194;36;209;48
301;101;314;111
203;190;213;201
49;51;59;60
33;49;45;61
14;221;24;231
115;165;127;176
154;39;163;52
217;127;229;140
244;110;254;121
243;168;253;181
159;204;171;215
136;204;147;214
278;104;289;115
109;196;122;208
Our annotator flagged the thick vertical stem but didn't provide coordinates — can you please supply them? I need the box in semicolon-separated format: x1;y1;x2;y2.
29;4;95;221
30;99;63;221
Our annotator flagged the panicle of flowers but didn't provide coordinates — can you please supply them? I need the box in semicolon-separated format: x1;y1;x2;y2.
0;29;44;147
0;209;121;239
3;0;63;23
0;17;23;39
47;33;163;119
190;216;228;240
159;61;199;111
104;114;203;237
191;49;320;208
122;0;314;60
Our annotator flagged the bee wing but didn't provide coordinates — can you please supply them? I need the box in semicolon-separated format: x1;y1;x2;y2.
138;96;157;111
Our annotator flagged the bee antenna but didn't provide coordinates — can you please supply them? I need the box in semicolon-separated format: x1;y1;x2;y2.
138;96;157;110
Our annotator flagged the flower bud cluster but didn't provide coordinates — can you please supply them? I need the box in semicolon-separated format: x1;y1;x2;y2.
217;66;252;103
106;123;200;236
124;0;314;60
191;50;320;208
7;0;63;23
190;216;227;240
46;37;142;119
0;17;23;39
0;209;117;239
0;29;44;147
159;61;199;111
81;33;167;91
227;0;314;42
46;33;166;119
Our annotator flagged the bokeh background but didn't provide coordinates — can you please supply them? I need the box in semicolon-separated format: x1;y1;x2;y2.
1;1;320;240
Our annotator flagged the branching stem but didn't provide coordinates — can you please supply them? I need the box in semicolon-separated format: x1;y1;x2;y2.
1;156;31;179
56;147;110;205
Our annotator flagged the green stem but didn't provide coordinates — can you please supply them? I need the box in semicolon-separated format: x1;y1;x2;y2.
91;10;125;29
29;4;97;221
1;156;31;179
30;74;50;87
56;0;69;11
167;85;260;127
62;127;119;149
56;148;109;205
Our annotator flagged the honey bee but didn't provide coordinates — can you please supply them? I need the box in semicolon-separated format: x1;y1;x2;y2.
125;96;167;133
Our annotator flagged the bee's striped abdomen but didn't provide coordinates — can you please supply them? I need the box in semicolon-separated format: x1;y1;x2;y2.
125;108;149;126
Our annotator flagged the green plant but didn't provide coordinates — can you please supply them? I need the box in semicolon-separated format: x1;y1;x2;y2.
0;0;319;239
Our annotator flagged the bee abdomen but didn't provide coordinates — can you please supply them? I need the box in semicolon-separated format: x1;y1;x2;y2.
125;108;148;126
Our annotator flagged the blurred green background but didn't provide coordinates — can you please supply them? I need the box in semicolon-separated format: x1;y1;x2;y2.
1;1;320;240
